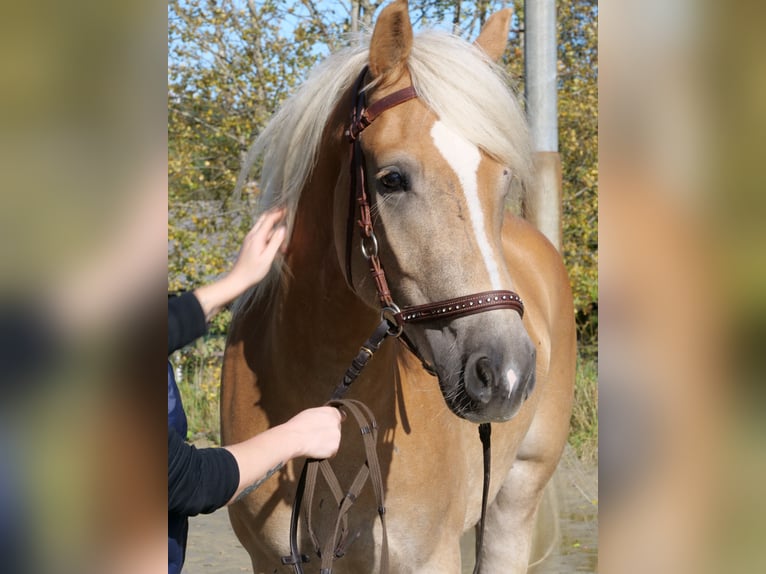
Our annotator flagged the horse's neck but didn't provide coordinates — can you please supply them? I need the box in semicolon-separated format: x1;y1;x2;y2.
270;160;394;403
280;237;374;357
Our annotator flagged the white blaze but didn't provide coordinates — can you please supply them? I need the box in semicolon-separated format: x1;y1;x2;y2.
431;121;503;289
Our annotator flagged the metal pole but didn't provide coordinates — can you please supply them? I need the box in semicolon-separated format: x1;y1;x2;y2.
351;1;359;34
525;0;562;250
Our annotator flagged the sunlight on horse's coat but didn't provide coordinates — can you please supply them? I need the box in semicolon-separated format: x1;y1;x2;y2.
431;121;504;291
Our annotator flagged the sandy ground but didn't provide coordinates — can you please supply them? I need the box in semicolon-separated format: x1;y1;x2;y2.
184;446;597;574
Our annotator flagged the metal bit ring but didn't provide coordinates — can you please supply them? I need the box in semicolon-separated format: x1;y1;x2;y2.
381;305;403;337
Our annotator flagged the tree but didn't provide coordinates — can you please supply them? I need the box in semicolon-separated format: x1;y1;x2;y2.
556;0;598;350
168;0;347;292
168;0;341;205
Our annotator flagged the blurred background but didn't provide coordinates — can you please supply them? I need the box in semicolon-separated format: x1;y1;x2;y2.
599;0;766;573
0;0;763;572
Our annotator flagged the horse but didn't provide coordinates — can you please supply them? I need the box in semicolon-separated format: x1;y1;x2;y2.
221;2;575;572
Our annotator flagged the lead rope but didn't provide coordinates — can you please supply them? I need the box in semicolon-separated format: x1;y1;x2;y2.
473;423;492;574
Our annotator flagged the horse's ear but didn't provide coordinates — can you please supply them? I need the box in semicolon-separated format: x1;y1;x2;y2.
369;0;413;80
474;8;513;62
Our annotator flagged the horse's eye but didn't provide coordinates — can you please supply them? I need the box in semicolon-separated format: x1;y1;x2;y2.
379;171;406;191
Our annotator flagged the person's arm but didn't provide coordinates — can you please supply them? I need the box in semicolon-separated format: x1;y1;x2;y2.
193;208;286;321
167;292;207;355
223;406;343;504
167;406;343;515
168;428;240;516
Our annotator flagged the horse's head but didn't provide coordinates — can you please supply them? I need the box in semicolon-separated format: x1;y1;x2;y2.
334;2;536;423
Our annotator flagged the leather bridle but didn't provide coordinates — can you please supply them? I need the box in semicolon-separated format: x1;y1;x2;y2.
282;67;526;574
344;67;524;330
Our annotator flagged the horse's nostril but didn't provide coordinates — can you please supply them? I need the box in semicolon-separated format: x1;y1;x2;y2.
464;354;495;405
475;356;493;388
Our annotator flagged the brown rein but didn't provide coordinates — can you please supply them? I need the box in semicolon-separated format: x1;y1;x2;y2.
283;67;524;573
282;322;392;573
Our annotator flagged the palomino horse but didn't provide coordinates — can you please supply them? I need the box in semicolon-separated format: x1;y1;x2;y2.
221;2;575;572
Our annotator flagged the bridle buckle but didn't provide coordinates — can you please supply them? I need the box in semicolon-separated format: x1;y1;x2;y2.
360;233;379;259
380;305;403;337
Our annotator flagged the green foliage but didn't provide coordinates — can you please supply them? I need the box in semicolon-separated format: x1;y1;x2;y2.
172;335;227;442
168;0;350;293
557;0;598;350
569;353;598;461
168;0;339;205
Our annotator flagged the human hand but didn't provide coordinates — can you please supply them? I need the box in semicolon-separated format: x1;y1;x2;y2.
284;406;344;460
193;207;287;321
223;404;342;504
227;207;287;292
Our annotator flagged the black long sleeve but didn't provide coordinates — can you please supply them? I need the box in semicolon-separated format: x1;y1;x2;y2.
167;428;240;516
167;291;238;514
168;292;207;355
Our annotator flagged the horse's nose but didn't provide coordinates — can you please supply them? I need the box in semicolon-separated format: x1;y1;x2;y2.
464;353;499;405
464;344;536;406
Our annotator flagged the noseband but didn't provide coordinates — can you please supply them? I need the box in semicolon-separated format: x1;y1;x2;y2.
344;66;524;351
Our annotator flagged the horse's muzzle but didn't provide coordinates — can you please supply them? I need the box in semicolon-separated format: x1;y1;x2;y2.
454;343;536;423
